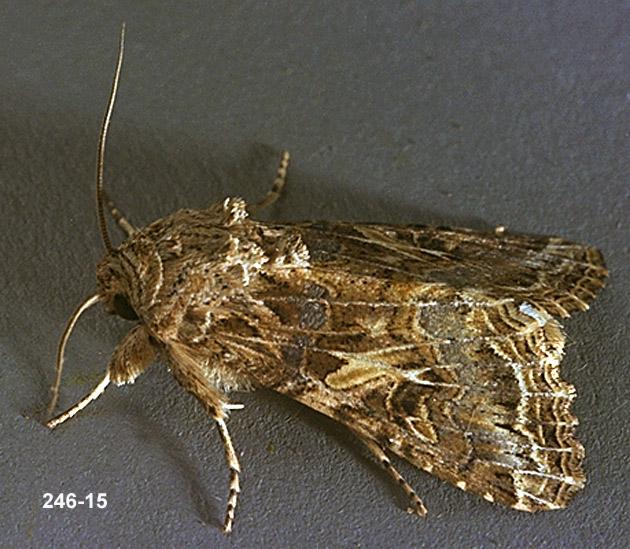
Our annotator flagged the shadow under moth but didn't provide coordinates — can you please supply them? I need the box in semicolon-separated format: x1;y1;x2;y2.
46;26;608;534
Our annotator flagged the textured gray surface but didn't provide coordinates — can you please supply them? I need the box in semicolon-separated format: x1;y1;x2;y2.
1;2;628;548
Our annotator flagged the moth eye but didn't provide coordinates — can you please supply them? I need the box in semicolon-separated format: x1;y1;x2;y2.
112;293;138;320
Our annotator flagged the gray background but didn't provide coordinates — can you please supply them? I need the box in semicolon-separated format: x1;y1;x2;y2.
1;2;628;548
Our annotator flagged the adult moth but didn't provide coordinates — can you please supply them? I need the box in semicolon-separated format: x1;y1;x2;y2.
46;26;608;534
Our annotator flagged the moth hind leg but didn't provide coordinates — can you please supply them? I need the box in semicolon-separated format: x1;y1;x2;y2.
361;437;427;517
250;150;290;211
102;189;136;237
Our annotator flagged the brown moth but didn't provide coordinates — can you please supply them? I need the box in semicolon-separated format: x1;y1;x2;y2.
46;26;608;534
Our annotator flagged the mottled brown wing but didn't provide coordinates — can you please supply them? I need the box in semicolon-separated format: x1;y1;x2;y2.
206;221;606;512
282;222;607;318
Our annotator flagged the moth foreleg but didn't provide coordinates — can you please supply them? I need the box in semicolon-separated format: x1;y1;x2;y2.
47;373;111;429
250;149;290;211
361;437;428;517
102;189;136;237
47;326;155;429
108;325;156;386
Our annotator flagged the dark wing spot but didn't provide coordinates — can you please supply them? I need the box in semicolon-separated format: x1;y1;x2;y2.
304;282;330;299
282;335;310;369
299;300;327;330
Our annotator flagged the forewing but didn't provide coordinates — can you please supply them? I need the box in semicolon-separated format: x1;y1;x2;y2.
194;221;606;511
283;221;607;318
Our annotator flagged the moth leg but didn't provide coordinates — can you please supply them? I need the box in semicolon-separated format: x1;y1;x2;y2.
361;437;428;517
215;417;241;534
47;373;111;429
167;352;242;534
108;325;156;386
47;326;156;429
102;189;136;236
250;150;290;211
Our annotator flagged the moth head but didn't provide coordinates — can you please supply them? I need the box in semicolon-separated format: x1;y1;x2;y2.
96;238;160;320
96;253;139;321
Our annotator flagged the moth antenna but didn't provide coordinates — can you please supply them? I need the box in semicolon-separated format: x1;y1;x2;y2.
47;293;102;418
96;23;126;252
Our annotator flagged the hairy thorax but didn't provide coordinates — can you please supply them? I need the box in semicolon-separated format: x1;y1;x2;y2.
96;199;268;336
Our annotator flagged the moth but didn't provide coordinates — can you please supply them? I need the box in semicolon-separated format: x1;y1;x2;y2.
46;26;608;534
